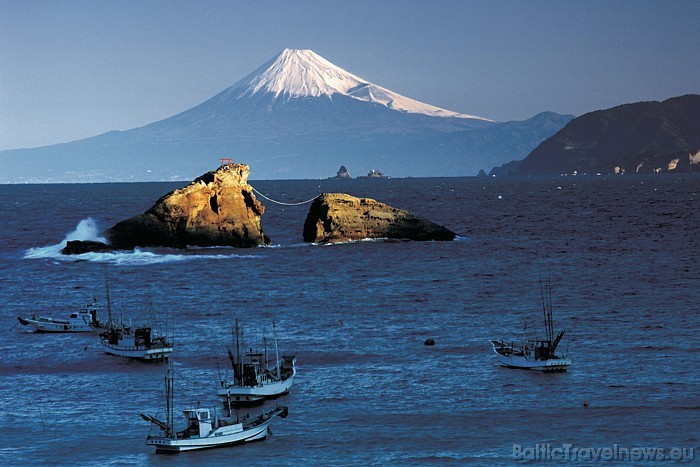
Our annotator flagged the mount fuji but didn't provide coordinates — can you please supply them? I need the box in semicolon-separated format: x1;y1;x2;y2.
0;49;573;182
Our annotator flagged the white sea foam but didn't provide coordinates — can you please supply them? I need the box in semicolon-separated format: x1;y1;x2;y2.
22;218;261;265
24;217;107;259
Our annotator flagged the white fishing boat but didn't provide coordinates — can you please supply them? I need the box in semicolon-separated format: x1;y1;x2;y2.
95;282;173;361
17;299;105;333
141;364;288;453
217;319;296;406
490;276;571;371
99;324;173;361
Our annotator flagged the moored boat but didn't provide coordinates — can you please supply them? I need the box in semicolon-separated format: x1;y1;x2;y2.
94;281;173;361
17;299;105;333
99;324;173;361
141;364;288;453
490;275;571;371
217;319;296;406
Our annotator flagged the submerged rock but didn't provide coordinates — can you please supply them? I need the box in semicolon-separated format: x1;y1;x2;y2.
302;193;455;243
107;163;269;249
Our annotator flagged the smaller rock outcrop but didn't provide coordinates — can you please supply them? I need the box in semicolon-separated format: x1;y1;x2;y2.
333;165;351;179
61;240;115;255
107;163;269;249
302;193;456;243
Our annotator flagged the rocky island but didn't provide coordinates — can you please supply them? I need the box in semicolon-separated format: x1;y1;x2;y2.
62;162;269;254
109;163;268;249
62;164;457;254
302;193;456;243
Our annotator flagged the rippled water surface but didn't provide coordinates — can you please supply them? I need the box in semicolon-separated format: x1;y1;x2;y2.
0;175;698;465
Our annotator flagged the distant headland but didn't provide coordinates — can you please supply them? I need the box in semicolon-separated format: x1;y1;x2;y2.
490;94;700;176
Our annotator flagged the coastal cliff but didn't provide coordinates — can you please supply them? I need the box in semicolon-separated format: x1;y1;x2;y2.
302;193;456;243
516;94;700;175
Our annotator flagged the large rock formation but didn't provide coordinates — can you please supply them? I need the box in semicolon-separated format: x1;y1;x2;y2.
303;193;455;243
107;163;269;249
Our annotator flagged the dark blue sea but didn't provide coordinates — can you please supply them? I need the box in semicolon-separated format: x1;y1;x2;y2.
1;175;698;465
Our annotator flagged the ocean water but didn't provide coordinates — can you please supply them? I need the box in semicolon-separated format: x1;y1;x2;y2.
0;175;698;465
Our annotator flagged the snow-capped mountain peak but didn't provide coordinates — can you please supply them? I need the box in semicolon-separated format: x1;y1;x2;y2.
237;49;363;98
227;48;492;121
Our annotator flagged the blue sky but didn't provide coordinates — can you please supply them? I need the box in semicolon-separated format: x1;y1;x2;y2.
1;0;698;150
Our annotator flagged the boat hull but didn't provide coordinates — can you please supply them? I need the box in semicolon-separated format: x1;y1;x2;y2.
100;341;173;361
217;376;295;404
18;302;104;333
495;354;571;371
146;420;270;453
24;320;92;333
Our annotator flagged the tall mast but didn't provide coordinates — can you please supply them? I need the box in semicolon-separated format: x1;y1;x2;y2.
165;362;174;437
547;275;554;343
235;318;242;385
105;274;113;325
539;270;549;342
273;320;281;380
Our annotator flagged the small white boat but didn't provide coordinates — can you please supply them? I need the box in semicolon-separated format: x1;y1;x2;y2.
141;365;288;453
217;319;296;406
99;325;173;361
95;281;173;361
490;339;571;371
17;300;105;333
490;276;571;371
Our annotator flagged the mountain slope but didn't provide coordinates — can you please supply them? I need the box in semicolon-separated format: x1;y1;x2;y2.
517;94;700;174
222;49;492;120
0;49;570;183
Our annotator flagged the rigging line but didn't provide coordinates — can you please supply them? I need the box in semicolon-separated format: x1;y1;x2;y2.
249;185;319;206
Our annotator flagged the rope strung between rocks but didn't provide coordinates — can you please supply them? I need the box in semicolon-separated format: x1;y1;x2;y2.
249;185;319;206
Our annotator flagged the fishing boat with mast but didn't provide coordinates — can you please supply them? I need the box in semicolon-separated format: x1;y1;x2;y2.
140;363;288;453
93;281;173;361
217;319;296;406
17;298;106;333
490;275;571;371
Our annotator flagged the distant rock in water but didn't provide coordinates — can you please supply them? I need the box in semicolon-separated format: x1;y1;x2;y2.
61;240;115;255
302;193;456;243
107;163;269;249
333;165;351;179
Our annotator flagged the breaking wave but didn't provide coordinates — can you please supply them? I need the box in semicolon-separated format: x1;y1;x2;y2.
22;218;262;265
23;218;106;259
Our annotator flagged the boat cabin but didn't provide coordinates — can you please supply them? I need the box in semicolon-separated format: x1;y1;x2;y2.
242;362;261;386
134;328;152;347
184;409;214;437
534;340;554;360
